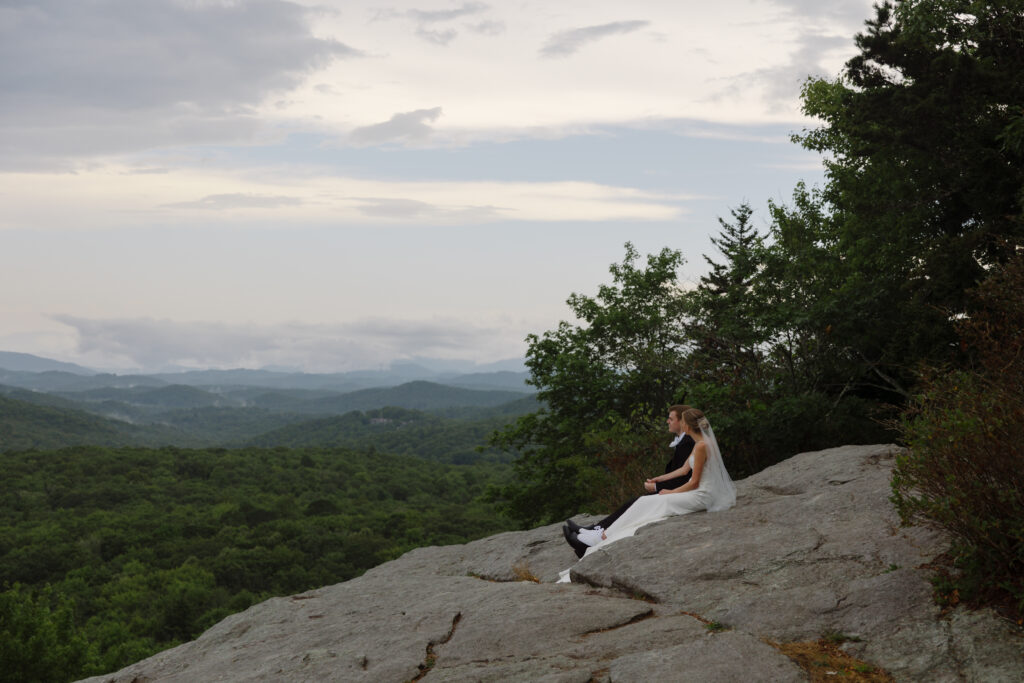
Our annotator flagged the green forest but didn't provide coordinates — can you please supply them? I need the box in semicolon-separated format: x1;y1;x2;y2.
0;445;514;681
1;384;533;681
2;1;1023;681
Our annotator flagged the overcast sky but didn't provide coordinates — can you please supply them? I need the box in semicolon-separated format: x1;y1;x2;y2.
0;0;875;374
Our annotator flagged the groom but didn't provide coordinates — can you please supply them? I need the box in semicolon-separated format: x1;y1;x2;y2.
562;404;695;557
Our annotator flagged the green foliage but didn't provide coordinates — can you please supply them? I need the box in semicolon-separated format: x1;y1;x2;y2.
0;445;515;680
490;243;689;524
893;250;1024;613
794;0;1024;397
0;394;206;452
0;583;95;683
246;406;527;464
683;201;893;478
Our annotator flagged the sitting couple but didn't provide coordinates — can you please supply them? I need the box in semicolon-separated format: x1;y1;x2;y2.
562;405;736;559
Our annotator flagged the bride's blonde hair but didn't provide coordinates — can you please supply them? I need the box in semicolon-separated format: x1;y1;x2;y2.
682;408;709;433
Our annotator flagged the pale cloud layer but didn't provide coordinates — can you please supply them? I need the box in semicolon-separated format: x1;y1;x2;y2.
2;166;692;231
540;20;651;58
49;315;519;373
350;107;445;145
0;0;879;372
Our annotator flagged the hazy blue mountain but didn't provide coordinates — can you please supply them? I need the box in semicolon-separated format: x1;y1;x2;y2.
58;384;237;410
0;350;96;374
148;361;530;392
147;406;313;444
148;368;361;391
434;371;531;392
399;356;527;374
147;368;429;393
0;352;531;395
0;382;93;411
0;368;167;392
222;388;344;410
284;380;531;415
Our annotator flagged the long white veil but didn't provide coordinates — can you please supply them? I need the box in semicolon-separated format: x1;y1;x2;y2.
699;420;736;512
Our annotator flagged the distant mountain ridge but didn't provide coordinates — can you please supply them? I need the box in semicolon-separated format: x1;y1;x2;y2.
0;351;96;375
0;352;535;453
0;351;532;393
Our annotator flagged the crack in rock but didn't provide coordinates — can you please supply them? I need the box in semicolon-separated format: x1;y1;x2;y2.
410;612;462;681
562;572;660;603
581;609;655;636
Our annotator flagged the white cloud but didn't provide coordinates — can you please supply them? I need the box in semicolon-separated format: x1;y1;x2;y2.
164;194;305;210
406;2;490;24
0;0;360;166
540;20;650;58
711;31;852;111
467;20;506;36
349;107;444;145
765;0;876;24
50;314;526;373
415;26;459;45
373;2;493;46
0;164;692;230
0;0;876;373
351;197;506;221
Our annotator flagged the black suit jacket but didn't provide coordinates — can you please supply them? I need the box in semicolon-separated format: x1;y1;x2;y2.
656;433;694;491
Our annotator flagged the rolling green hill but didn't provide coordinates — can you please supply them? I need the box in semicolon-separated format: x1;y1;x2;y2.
0;395;204;452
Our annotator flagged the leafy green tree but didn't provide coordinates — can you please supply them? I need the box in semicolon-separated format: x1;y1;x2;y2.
0;584;95;683
491;243;689;524
795;0;1024;398
683;199;891;476
686;203;768;382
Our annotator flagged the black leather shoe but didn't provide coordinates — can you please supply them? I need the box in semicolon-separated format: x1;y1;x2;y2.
565;519;595;533
562;525;587;559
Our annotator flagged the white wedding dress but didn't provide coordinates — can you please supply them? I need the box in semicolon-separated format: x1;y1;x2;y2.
557;422;735;583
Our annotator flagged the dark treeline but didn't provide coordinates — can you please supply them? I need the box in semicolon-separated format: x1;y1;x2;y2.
0;445;514;681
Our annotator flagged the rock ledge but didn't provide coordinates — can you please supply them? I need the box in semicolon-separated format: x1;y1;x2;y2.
79;445;1024;682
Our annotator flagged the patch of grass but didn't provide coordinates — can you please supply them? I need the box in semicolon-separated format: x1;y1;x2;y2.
769;637;893;683
704;621;730;633
822;629;863;645
511;561;540;583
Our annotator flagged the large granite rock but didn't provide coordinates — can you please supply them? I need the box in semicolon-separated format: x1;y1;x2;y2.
79;445;1024;682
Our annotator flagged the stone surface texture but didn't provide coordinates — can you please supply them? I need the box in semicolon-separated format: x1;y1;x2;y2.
78;444;1024;682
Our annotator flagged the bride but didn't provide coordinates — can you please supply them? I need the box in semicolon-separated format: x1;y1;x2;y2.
561;408;736;570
